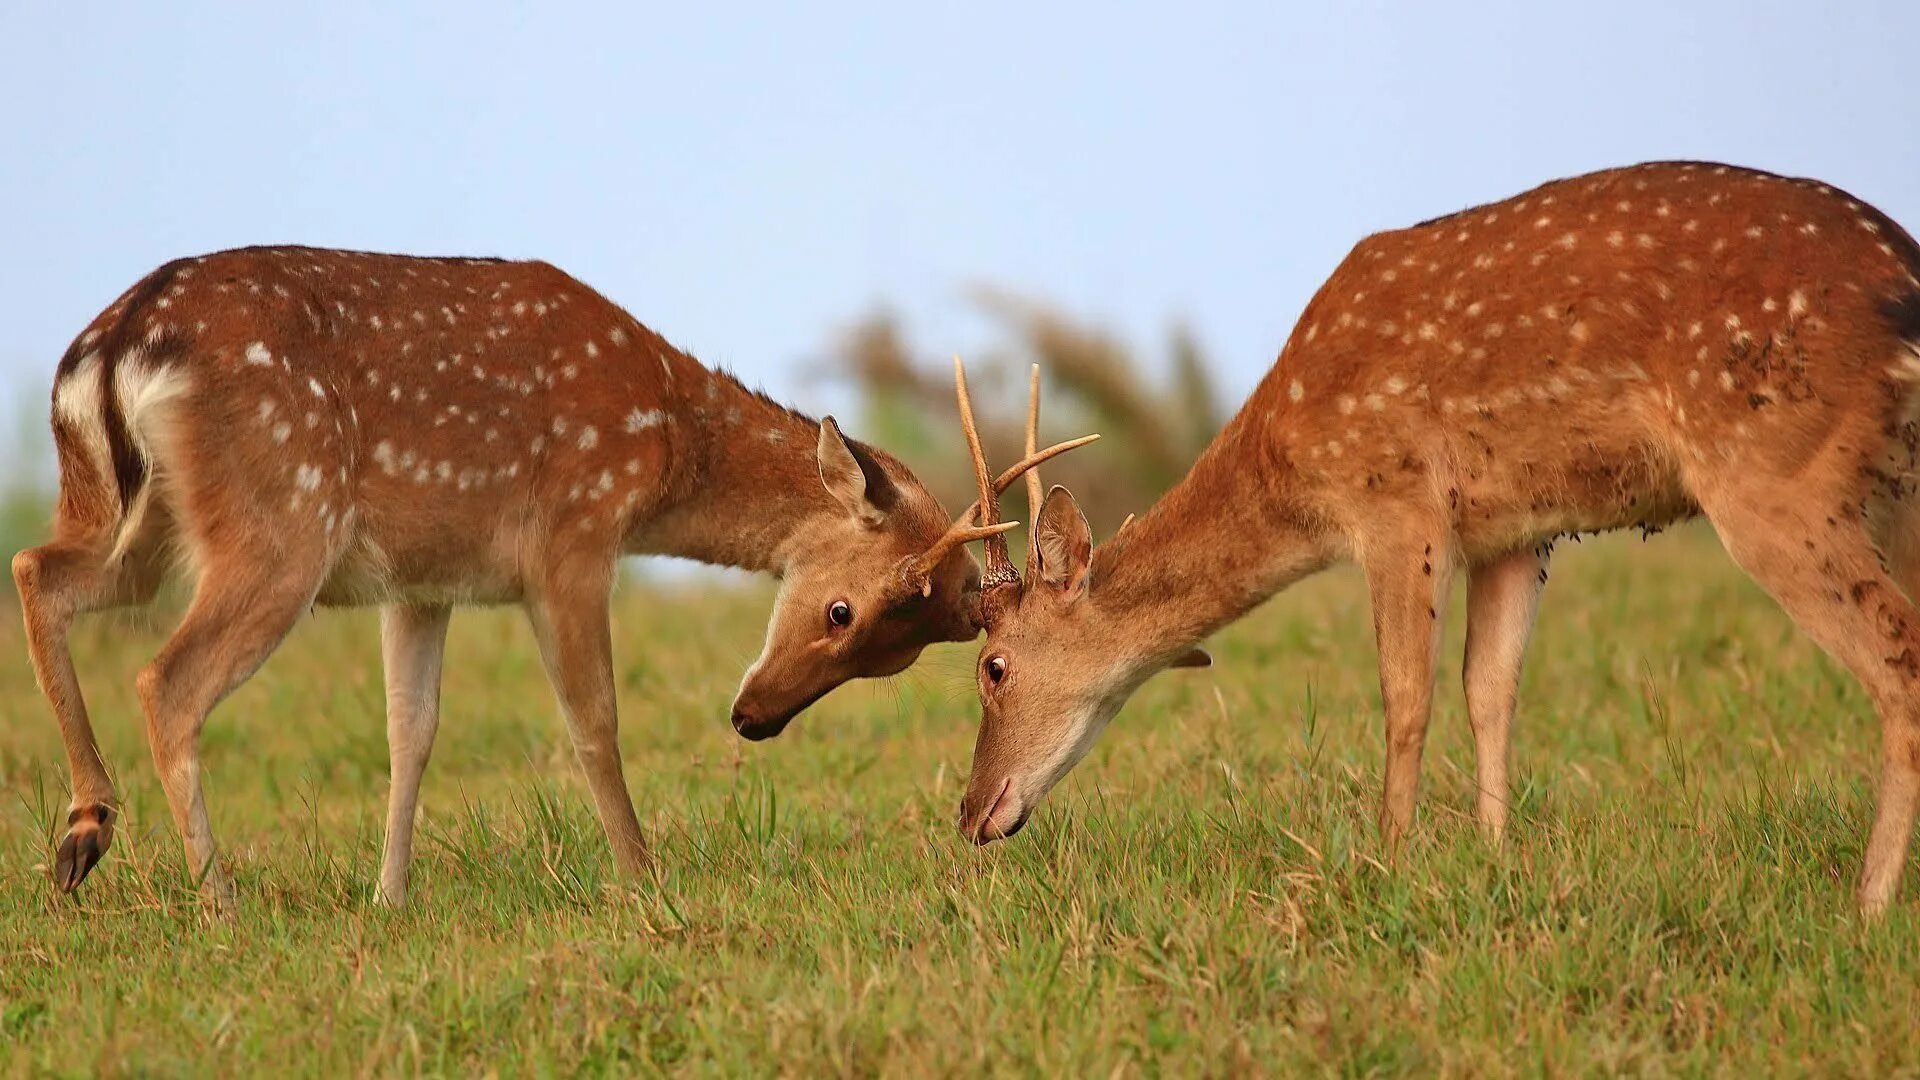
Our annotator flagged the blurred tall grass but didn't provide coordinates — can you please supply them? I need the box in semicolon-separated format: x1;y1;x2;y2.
818;287;1223;536
0;392;51;589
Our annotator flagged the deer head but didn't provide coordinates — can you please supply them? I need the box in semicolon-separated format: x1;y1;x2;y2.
951;370;1208;842
729;365;1097;740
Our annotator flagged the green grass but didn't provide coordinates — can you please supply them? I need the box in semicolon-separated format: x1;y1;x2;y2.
3;524;1919;1075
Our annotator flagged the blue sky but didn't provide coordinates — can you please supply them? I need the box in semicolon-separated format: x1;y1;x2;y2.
2;2;1916;460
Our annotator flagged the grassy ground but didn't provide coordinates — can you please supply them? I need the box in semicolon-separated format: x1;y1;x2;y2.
2;524;1918;1076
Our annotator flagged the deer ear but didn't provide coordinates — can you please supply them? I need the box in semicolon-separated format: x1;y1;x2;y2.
817;417;885;526
1168;647;1213;669
1033;485;1092;598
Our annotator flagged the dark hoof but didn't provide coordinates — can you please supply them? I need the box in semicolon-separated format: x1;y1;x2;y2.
53;805;112;894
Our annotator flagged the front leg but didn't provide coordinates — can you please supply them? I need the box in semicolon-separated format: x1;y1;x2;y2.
523;560;650;877
1462;546;1548;841
1364;530;1454;850
377;603;451;906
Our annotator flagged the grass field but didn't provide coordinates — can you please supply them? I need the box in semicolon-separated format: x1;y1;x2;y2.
3;523;1920;1075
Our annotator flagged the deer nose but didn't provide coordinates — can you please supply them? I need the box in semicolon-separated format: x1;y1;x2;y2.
956;778;1029;844
730;705;793;741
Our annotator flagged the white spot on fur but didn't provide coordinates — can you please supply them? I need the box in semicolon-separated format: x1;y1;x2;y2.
624;408;668;433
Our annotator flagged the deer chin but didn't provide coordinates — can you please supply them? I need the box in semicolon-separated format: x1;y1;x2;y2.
729;682;830;741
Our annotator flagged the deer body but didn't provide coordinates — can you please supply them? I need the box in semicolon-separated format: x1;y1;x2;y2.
16;245;1020;909
957;162;1920;913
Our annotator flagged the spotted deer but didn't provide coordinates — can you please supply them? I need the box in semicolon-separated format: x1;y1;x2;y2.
951;162;1920;913
13;245;1091;910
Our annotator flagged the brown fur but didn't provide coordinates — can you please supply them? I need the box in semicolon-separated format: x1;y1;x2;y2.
15;245;985;909
957;162;1920;914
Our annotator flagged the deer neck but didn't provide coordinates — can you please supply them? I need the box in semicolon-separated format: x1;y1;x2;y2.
1089;418;1333;663
635;375;839;573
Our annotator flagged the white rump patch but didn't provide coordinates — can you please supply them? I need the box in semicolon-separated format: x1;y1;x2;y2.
52;353;111;483
92;355;194;563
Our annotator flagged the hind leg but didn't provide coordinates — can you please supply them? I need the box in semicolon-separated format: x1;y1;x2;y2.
138;554;322;910
1701;483;1920;915
13;532;166;892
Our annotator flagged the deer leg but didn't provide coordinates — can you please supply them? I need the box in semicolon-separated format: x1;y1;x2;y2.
14;539;125;892
376;603;451;906
1704;493;1920;915
1364;530;1455;850
1462;546;1549;841
137;558;320;913
524;563;649;876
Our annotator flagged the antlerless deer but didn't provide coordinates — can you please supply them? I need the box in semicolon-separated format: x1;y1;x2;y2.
13;246;1091;909
952;162;1920;914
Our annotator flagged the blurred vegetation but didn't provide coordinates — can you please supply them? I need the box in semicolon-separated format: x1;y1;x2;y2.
0;395;51;593
817;287;1224;536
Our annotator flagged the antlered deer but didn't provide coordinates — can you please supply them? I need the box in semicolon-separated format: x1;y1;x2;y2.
13;246;1090;909
951;162;1920;913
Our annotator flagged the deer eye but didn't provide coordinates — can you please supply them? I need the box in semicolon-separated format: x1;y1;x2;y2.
827;600;854;629
985;655;1008;686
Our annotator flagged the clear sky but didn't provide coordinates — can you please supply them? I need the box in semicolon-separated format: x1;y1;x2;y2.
2;2;1916;459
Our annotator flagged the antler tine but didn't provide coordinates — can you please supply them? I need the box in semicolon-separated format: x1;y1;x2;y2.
953;356;997;525
1024;365;1043;579
1025;365;1044;518
945;429;1102;544
991;434;1099;497
912;519;1020;582
951;355;1020;588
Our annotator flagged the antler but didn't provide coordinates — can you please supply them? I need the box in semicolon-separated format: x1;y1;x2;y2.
1023;365;1044;579
957;368;1099;534
900;357;1023;594
898;356;1098;614
955;356;1021;593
